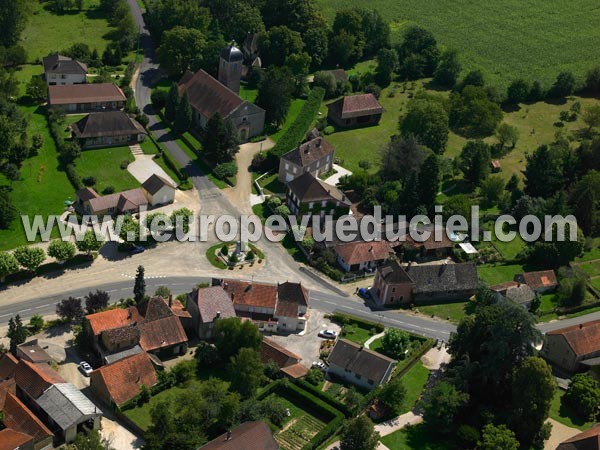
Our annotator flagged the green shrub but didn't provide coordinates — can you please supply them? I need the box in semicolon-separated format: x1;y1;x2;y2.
329;312;385;333
214;162;238;180
323;126;335;135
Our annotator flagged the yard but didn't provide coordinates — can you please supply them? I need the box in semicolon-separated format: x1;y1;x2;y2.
393;362;430;415
549;389;594;431
380;423;452;450
315;0;600;90
477;263;525;285
75;146;139;193
123;384;187;431
417;301;469;324
0;105;73;250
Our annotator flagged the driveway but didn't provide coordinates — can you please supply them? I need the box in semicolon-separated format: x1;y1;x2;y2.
127;153;177;186
324;164;352;186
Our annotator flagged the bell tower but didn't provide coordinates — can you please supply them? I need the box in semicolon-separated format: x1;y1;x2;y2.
218;41;243;94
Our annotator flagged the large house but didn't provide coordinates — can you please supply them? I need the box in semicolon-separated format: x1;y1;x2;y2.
286;172;351;221
278;129;335;183
327;339;395;390
70;111;146;149
198;421;279;450
557;424;600;450
489;281;537;310
542;319;600;373
514;270;558;293
75;187;148;216
326;93;383;128
372;260;479;306
84;297;188;361
216;279;310;333
90;352;158;408
334;240;393;273
42;53;87;86
185;286;237;339
178;69;265;141
48;83;126;112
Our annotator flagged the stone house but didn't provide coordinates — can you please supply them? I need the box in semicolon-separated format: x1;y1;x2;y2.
326;93;383;128
333;240;393;273
286;172;351;221
185;286;237;339
75;187;148;216
514;270;559;293
43;53;87;86
70;111;146;149
48;83;126;112
542;319;600;374
278;129;335;183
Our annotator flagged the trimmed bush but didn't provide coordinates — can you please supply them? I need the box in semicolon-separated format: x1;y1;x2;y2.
214;162;238;180
323;126;335;135
330;312;385;333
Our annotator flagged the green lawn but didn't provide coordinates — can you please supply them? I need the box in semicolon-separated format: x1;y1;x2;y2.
13;64;44;96
418;301;469;323
0;106;73;250
341;324;377;345
395;362;430;415
239;85;258;102
316;0;600;90
380;423;453;450
477;263;525;285
123;384;188;431
270;98;307;142
22;0;115;63
256;172;286;195
76;146;139;193
549;389;594;431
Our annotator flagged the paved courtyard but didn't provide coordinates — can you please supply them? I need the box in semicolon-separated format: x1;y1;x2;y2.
127;151;177;186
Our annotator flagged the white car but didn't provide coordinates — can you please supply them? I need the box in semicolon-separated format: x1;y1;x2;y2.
312;361;327;371
79;361;93;376
318;329;338;339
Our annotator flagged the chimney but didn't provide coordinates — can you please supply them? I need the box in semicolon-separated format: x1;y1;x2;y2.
580;324;583;329
369;245;373;252
216;311;221;319
168;294;173;307
226;431;232;441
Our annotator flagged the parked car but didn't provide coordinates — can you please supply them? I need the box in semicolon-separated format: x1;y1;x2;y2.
357;287;371;299
318;329;338;339
129;245;145;254
79;361;93;376
312;361;327;371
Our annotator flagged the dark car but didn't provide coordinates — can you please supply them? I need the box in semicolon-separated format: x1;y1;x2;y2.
130;245;145;254
357;287;371;299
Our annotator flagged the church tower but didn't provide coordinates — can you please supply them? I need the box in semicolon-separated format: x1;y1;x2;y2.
218;41;243;94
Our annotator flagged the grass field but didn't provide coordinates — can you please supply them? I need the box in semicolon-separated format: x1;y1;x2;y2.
341;323;377;345
22;0;115;63
380;423;452;450
477;263;525;285
75;146;138;193
0;106;73;250
395;362;430;415
315;0;600;89
418;301;469;324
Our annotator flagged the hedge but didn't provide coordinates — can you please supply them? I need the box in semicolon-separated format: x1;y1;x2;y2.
294;379;353;417
393;337;435;378
65;163;83;190
329;312;385;334
267;87;325;161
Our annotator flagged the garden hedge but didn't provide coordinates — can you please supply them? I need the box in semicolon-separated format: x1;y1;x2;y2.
329;312;385;334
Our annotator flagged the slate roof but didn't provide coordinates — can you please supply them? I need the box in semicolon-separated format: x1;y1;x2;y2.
377;260;414;284
327;94;383;119
195;286;236;323
489;281;519;293
70;111;146;138
198;421;279;450
104;344;143;365
281;135;335;168
405;262;479;295
76;187;99;202
221;279;278;309
287;172;350;205
275;282;309;318
0;353;18;380
505;284;537;306
137;296;173;321
178;69;245;119
142;174;176;195
557;424;600;450
87;188;148;214
17;342;52;363
36;383;101;430
334;240;393;266
91;352;157;406
43;53;88;75
516;270;559;290
261;337;301;368
48;83;126;105
0;428;33;450
2;391;53;444
15;359;65;399
546;319;600;358
220;42;244;62
328;339;395;385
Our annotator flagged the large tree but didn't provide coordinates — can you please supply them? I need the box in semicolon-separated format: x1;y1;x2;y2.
479;424;519;450
433;49;461;88
255;66;294;126
13;246;45;272
56;297;84;323
134;265;145;303
379;135;430;183
564;373;600;421
399;98;449;154
213;317;262;361
449;86;503;138
47;240;76;263
0;0;31;47
258;26;303;67
422;381;469;435
506;79;530;105
573;170;600;235
373;376;407;417
7;314;27;355
201;112;240;162
76;230;104;255
0;251;19;282
84;290;110;314
174;92;192;134
523;144;565;199
229;348;264;398
418;154;441;214
340;416;380;450
158;26;206;77
396;26;439;80
459;140;491;186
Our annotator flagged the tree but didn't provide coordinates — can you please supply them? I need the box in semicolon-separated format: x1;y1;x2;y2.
171;207;194;234
422;381;469;435
523;144;565;199
313;71;337;99
331;9;365;65
155;286;171;298
506;79;530;105
480;176;505;207
304;27;329;68
56;297;84;323
374;48;398;87
47;240;76;263
418;154;441;214
380;328;410;359
396;26;440;79
0;0;31;47
7;315;27;355
256;66;294;126
564;373;600;421
374;376;407;417
550;71;576;98
459;70;485;90
174;92;192;134
585;66;600;94
164;83;179;122
0;188;17;229
134;265;145;303
285;52;311;96
399;98;449;154
29;315;44;333
202;112;240;162
76;230;104;255
340;416;380;450
305;368;324;385
26;75;47;102
229;348;264;398
84;290;110;314
460;140;491;186
72;429;115;450
258;26;303;67
13;246;45;272
574;170;600;235
529;80;545;102
0;251;19;282
583;105;600;132
380;134;430;182
433;49;461;88
213;317;262;361
157;26;206;77
449;86;503;138
479;424;519;450
328;30;362;68
496;123;519;150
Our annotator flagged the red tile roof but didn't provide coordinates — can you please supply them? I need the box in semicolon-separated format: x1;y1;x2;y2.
334;240;392;266
281;363;308;379
222;279;278;309
0;428;33;450
91;352;158;406
547;319;600;357
138;316;188;352
178;69;244;119
163;297;192;319
86;307;140;336
15;359;64;399
489;281;519;293
557;423;600;449
48;83;126;105
518;270;558;290
198;421;279;450
275;282;309;318
261;337;301;368
2;391;53;443
327;93;383;119
0;353;18;380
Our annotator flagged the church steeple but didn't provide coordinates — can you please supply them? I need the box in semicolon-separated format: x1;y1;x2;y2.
218;41;243;94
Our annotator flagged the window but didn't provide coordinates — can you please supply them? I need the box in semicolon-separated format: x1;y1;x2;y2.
308;202;314;209
392;287;396;293
285;163;289;170
321;201;327;207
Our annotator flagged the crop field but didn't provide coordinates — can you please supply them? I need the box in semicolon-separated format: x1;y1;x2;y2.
315;0;600;89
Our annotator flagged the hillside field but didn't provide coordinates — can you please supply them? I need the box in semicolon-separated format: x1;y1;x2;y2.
315;0;600;89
